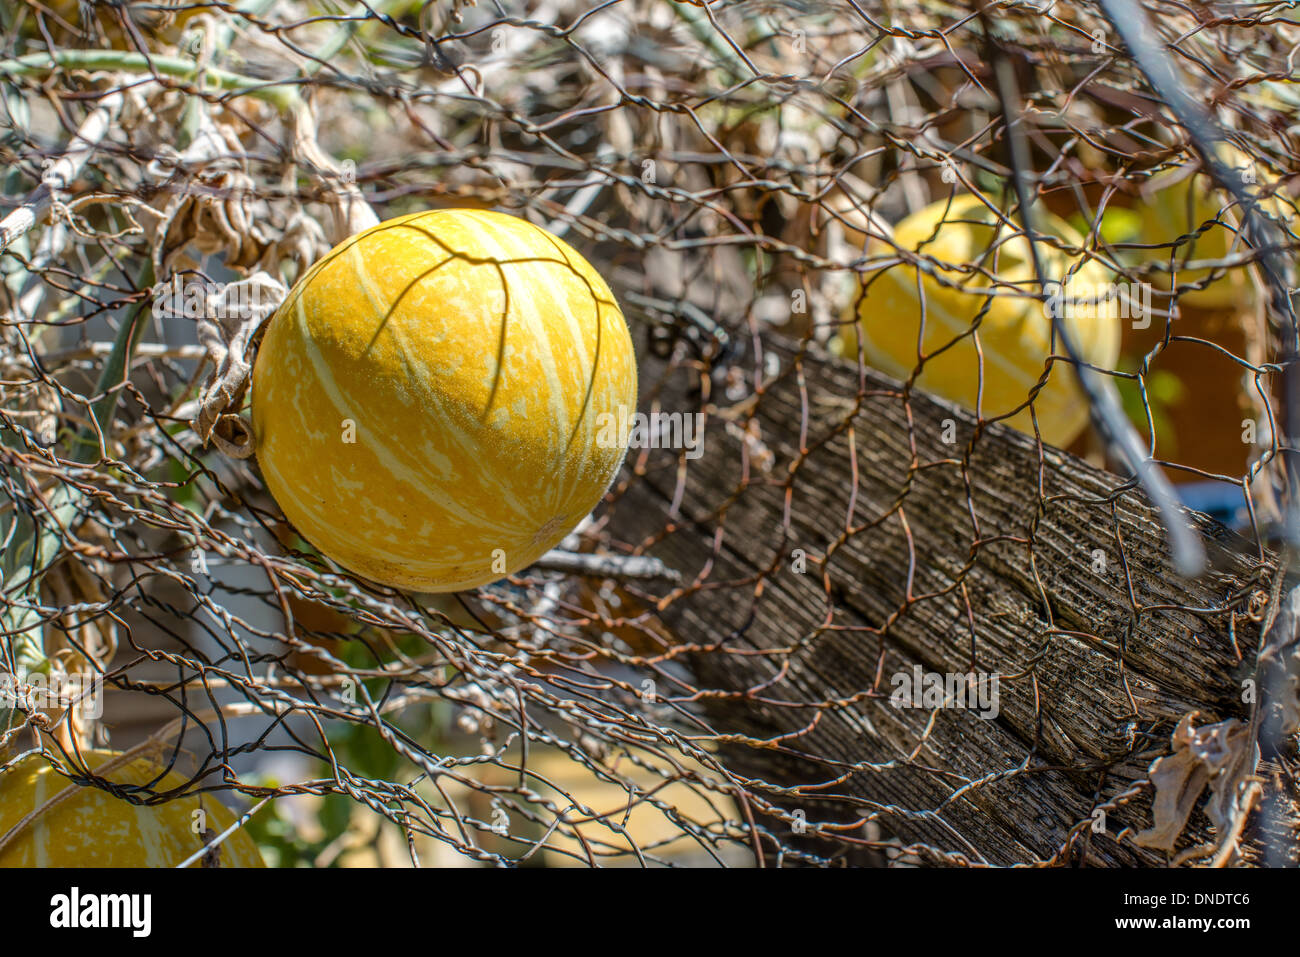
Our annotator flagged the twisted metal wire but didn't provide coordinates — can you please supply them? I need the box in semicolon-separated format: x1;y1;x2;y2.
0;0;1296;866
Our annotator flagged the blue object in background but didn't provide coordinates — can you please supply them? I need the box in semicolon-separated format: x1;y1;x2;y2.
1177;480;1250;530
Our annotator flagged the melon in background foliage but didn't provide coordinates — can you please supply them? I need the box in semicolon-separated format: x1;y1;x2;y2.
1135;147;1295;310
252;209;638;593
0;749;264;867
835;194;1121;449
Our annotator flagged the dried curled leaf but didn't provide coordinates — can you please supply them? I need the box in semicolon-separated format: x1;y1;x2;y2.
191;272;286;458
159;164;276;273
151;99;376;462
290;102;379;243
1132;712;1259;853
146;114;328;282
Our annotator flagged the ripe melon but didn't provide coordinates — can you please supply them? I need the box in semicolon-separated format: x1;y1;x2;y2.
252;208;638;592
836;194;1121;448
0;749;264;867
1135;147;1294;310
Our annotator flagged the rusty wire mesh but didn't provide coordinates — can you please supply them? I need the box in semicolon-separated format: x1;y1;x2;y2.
1;0;1298;867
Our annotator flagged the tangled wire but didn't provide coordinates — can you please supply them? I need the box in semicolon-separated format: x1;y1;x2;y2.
1;0;1298;866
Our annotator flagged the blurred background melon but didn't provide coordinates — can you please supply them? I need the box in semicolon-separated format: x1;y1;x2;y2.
834;194;1122;449
0;749;264;867
1134;145;1296;310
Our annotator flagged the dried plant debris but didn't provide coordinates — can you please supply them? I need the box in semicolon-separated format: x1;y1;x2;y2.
1133;712;1258;855
0;0;1296;867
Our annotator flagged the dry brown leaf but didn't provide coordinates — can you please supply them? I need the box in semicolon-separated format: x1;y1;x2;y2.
290;101;379;243
191;272;286;458
1132;711;1258;853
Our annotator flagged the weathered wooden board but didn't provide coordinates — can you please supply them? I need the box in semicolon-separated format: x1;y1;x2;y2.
609;334;1290;865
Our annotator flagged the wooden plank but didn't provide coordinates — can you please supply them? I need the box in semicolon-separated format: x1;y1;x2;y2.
608;335;1283;865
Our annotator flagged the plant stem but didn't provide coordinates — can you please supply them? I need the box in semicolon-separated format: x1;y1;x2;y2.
0;50;302;112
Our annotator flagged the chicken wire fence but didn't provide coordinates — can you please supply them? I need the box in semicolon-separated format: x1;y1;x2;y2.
0;0;1298;867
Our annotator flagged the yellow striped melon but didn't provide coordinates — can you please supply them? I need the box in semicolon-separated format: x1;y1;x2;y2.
835;195;1121;448
0;749;264;867
252;208;638;592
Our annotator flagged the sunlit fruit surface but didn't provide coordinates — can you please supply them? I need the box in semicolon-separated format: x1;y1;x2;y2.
252;208;638;592
838;194;1121;448
0;749;265;868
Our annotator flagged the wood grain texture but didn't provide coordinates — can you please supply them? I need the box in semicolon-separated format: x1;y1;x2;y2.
609;333;1291;865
